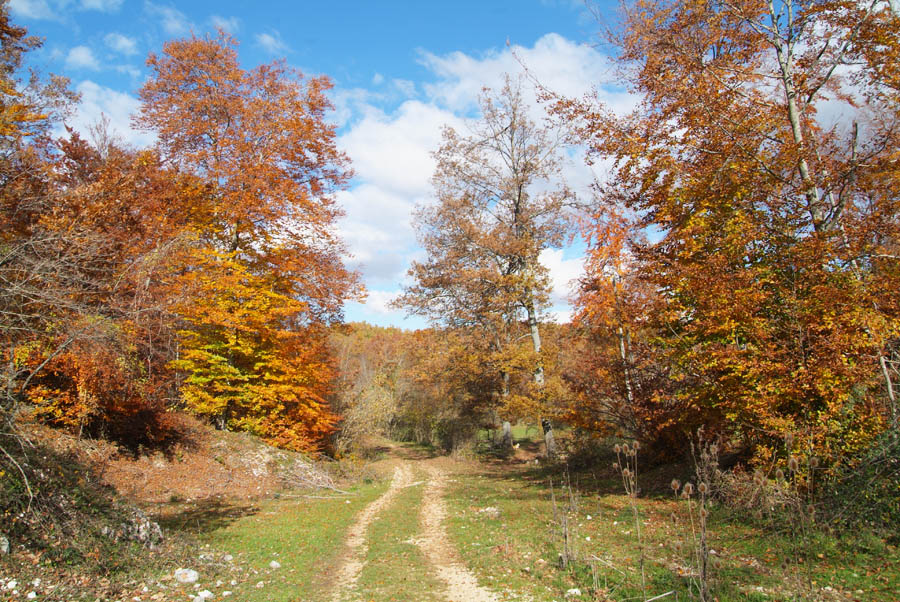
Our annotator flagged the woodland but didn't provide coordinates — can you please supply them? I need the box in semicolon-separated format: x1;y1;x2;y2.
1;0;900;600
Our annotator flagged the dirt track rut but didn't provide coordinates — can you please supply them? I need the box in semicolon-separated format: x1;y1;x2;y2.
328;459;500;602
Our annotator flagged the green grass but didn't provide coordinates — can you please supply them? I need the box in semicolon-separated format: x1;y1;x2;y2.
443;466;900;601
476;423;549;444
153;480;389;601
354;468;443;601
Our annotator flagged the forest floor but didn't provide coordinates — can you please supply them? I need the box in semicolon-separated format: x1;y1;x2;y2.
2;427;899;601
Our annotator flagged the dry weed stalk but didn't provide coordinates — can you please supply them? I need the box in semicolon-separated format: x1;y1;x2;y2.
775;432;821;599
614;441;647;601
549;475;579;570
668;432;718;601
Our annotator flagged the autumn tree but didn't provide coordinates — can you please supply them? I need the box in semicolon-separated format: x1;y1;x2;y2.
136;31;358;451
397;77;573;456
0;4;88;435
562;215;682;450
558;0;900;462
19;134;213;444
330;324;411;454
0;28;202;447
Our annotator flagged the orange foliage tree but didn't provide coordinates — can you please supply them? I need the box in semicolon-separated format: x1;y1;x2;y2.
396;78;573;455
15;133;205;445
136;31;357;451
558;0;900;462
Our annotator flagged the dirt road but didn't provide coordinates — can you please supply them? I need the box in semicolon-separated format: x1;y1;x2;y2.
328;454;501;602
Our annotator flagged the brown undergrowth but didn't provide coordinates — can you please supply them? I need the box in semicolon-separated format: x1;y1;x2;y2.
0;413;350;601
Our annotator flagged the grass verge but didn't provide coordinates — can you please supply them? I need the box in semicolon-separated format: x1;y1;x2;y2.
444;462;900;601
166;480;390;602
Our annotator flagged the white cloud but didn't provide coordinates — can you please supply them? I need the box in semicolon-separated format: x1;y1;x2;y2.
145;2;190;36
80;0;123;11
335;34;623;327
9;0;55;20
393;79;416;97
330;87;380;128
335;100;464;290
361;289;401;316
420;33;635;117
548;308;574;324
210;15;239;33
63;80;155;149
115;64;141;78
372;73;385;86
340;100;455;198
255;31;289;54
65;46;100;70
104;32;138;56
539;248;584;306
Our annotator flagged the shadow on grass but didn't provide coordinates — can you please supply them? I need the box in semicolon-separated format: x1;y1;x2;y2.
154;498;260;535
470;431;696;502
392;441;441;461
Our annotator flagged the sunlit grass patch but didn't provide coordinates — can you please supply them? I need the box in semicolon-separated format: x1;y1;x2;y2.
444;466;900;601
187;480;388;601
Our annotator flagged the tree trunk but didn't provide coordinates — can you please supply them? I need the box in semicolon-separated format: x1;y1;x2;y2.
881;354;898;436
772;37;826;231
525;286;557;459
501;420;513;448
541;418;557;459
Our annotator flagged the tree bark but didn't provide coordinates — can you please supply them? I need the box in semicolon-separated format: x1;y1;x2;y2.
525;285;557;459
501;420;513;449
881;354;898;435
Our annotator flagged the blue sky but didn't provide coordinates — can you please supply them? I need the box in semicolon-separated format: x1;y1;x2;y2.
9;0;635;329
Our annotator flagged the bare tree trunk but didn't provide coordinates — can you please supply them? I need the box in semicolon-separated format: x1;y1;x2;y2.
525;286;557;459
501;420;513;448
771;24;826;230
498;368;513;448
881;355;898;435
617;325;635;407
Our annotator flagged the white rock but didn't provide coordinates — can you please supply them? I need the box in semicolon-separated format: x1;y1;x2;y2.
269;560;281;569
174;568;199;584
255;581;265;588
586;515;592;520
197;590;214;599
31;579;40;587
585;536;591;541
477;507;502;519
222;554;233;562
565;588;582;597
0;535;10;554
229;580;237;586
6;581;17;590
222;592;232;598
27;593;36;600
